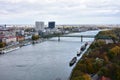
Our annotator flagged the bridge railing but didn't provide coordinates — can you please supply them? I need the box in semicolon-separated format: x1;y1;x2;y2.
57;35;95;42
61;35;95;38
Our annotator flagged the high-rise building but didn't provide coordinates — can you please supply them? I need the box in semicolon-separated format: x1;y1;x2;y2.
48;22;55;29
35;21;44;31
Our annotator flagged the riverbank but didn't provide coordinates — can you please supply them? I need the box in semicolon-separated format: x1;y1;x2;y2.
70;28;120;80
0;38;47;54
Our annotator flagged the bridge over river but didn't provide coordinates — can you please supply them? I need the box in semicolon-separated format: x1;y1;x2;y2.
58;35;95;42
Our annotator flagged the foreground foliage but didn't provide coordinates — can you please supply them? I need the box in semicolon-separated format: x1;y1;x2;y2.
71;28;120;80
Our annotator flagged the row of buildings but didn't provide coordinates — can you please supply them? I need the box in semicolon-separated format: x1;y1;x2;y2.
0;21;56;47
0;27;33;46
35;21;55;31
0;21;105;47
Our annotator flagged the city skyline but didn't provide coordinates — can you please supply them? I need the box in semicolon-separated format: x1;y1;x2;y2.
0;0;120;24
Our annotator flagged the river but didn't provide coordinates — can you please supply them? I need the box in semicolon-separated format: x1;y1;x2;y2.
0;30;100;80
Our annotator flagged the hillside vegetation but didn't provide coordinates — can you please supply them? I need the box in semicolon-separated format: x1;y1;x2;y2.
71;28;120;80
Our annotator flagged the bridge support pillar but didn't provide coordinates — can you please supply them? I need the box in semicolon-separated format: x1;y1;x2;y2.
58;36;60;41
81;36;83;42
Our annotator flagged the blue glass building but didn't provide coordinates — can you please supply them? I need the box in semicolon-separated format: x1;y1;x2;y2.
48;22;55;29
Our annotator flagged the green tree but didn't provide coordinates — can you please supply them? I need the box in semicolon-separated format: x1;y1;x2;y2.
32;35;40;40
96;30;118;43
98;66;109;77
108;46;120;59
90;40;106;49
98;63;120;80
0;42;6;48
109;34;118;43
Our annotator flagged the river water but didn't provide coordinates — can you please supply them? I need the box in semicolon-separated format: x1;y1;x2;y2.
0;30;100;80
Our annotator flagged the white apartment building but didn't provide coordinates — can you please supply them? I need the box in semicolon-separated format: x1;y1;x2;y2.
2;36;17;44
35;21;44;31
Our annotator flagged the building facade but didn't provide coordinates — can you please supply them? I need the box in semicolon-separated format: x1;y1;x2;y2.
35;21;44;31
2;36;17;44
48;22;55;29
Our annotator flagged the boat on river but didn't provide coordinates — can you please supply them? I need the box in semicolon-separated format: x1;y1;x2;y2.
77;51;82;56
69;57;77;66
81;45;86;51
80;42;88;51
85;42;88;47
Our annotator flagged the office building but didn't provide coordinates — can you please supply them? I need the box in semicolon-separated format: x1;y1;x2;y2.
35;21;44;31
48;22;55;29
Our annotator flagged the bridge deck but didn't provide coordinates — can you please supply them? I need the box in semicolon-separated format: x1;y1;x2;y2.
60;35;95;38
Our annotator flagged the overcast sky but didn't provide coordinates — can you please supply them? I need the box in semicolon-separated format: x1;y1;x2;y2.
0;0;120;24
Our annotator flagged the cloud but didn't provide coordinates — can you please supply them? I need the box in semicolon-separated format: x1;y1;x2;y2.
0;0;120;24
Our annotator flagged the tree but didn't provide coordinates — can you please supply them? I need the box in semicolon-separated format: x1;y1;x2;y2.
0;42;6;48
108;46;120;59
112;28;120;42
32;35;40;40
96;30;118;43
71;74;91;80
98;63;120;80
83;74;92;80
72;76;84;80
90;40;106;49
109;34;118;43
103;55;109;63
98;66;109;77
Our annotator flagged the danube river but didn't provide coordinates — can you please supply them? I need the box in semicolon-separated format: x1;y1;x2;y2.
0;30;100;80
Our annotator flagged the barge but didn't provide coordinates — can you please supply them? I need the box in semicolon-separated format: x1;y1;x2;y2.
69;57;77;66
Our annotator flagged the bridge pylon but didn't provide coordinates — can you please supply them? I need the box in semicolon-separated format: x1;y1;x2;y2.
58;36;60;41
81;36;83;42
